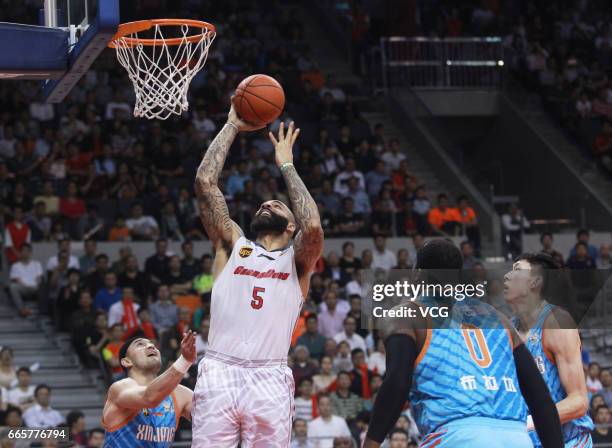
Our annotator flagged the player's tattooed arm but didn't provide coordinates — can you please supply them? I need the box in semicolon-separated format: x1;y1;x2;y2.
270;122;324;278
194;121;242;251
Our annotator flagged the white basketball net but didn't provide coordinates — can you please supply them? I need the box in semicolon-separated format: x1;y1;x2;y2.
112;24;215;120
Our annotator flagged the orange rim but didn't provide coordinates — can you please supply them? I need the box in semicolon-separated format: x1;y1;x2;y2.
109;19;216;48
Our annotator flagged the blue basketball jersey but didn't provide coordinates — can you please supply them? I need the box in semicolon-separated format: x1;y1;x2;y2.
104;393;179;447
411;297;526;436
513;302;593;447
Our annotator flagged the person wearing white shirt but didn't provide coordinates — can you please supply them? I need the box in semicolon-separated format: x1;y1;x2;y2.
333;316;368;355
345;269;364;299
380;139;406;170
6;367;36;411
9;244;43;317
333;159;366;196
371;235;397;271
367;339;386;376
126;204;159;241
22;385;64;428
46;238;80;271
307;395;351;448
108;296;141;327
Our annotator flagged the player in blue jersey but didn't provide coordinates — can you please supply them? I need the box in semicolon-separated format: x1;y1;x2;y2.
102;331;196;447
505;252;593;447
364;239;563;448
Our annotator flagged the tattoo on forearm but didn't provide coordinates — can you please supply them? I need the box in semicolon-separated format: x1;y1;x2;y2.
282;165;319;226
194;124;242;244
282;165;323;273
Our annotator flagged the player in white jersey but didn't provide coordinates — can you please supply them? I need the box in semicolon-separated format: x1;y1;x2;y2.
191;101;324;447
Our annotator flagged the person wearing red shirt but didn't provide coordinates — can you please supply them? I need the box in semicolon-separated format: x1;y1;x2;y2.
427;193;461;235
4;206;31;264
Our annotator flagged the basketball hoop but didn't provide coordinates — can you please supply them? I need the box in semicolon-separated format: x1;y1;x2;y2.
109;19;216;120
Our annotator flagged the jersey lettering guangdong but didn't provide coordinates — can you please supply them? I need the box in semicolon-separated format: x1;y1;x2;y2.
208;237;303;361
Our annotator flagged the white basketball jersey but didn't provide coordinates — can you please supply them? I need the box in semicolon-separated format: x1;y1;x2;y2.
208;236;303;361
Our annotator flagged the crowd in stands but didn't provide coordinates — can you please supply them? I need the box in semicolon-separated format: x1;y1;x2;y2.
1;1;612;447
324;0;612;176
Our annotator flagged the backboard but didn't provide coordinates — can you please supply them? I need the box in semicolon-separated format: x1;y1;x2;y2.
0;0;119;102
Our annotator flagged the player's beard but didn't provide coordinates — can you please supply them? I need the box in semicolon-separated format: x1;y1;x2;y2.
250;210;289;236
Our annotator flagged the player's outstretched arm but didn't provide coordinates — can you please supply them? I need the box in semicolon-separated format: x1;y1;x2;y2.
194;102;263;256
269;122;324;287
107;332;197;411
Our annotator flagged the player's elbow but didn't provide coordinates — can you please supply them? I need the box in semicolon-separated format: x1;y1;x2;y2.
141;391;162;409
303;224;324;245
194;176;215;193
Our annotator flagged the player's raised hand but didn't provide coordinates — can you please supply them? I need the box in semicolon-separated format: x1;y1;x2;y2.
227;97;266;132
269;121;300;167
180;331;197;363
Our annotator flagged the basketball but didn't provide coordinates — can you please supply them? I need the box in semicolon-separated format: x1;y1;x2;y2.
233;74;285;126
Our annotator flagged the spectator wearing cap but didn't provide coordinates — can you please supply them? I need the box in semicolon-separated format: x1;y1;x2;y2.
22;385;64;428
4;206;30;265
308;395;352;448
292;346;318;388
371;235;397;271
9;244;42;317
6;367;35;411
66;410;87;446
94;271;121;313
568;229;599;261
297;315;327;360
591;405;612;444
540;233;565;267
